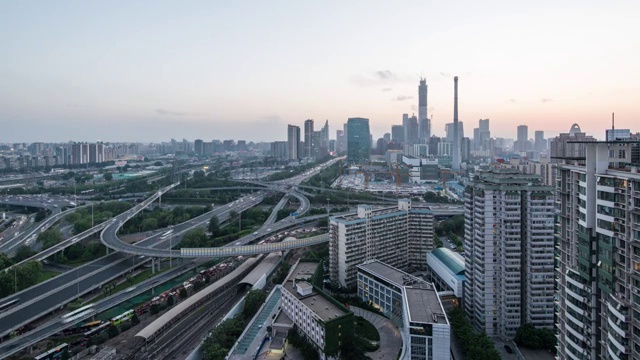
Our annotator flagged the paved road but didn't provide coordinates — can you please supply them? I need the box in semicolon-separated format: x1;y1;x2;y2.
351;306;402;360
0;205;86;254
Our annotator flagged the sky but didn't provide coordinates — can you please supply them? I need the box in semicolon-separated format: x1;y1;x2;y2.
1;0;639;143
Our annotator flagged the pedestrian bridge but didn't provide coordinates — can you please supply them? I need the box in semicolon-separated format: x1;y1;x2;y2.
179;234;329;258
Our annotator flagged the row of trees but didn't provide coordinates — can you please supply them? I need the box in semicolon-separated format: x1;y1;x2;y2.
514;323;556;352
424;191;458;204
162;188;245;205
65;201;132;234
448;307;501;360
302;161;341;189
203;290;267;360
121;205;210;234
178;207;271;248
0;258;43;300
436;215;464;236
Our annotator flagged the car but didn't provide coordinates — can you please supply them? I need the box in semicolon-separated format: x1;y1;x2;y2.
504;345;513;354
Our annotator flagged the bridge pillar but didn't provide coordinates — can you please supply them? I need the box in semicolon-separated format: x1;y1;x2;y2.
156;257;161;271
151;258;155;274
28;345;33;354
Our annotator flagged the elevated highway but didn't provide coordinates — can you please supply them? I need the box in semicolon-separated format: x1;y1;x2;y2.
0;259;204;359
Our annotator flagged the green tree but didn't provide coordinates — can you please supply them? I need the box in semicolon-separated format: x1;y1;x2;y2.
242;290;267;320
37;229;64;249
0;254;12;271
103;172;113;181
73;219;92;234
179;228;207;248
208;216;220;236
167;296;175;307
13;245;35;262
154;161;163;166
141;218;158;231
35;209;48;222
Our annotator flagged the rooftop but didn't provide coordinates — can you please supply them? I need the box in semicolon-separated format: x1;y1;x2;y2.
357;260;427;288
430;248;464;275
403;285;448;325
282;262;348;322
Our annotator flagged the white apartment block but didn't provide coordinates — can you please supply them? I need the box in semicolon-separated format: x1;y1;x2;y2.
329;199;464;288
556;141;640;360
281;261;352;358
357;260;450;360
463;169;555;339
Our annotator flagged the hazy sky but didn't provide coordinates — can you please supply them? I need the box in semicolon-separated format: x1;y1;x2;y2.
1;0;639;143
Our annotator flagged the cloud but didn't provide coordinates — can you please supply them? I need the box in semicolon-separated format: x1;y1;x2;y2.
541;98;553;103
351;70;413;86
381;88;392;92
394;95;413;101
440;72;453;78
509;98;517;103
411;105;418;111
428;106;435;112
375;70;396;80
156;108;187;116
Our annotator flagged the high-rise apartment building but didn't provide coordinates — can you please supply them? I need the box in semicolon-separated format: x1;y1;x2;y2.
534;130;546;151
463;169;555;339
304;119;314;159
329;200;463;287
287;125;300;161
336;130;346;154
549;123;597;162
346;117;370;164
418;78;430;143
194;139;204;155
515;125;529;152
555;141;640;360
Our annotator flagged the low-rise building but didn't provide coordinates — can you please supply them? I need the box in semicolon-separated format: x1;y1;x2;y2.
281;261;353;359
357;260;450;360
425;248;465;298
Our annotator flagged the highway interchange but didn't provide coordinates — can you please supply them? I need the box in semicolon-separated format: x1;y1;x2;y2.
0;158;338;358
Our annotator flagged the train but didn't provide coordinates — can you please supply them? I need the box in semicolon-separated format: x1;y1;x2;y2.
135;259;237;316
34;343;69;360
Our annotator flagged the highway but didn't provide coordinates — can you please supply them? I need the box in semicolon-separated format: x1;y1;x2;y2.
0;204;86;254
0;259;204;359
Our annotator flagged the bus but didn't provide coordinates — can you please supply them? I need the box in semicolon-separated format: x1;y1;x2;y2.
63;320;103;335
82;322;110;344
110;309;134;326
0;298;19;313
61;303;95;319
34;343;69;360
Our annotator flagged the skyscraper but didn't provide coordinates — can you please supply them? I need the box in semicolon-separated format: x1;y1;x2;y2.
391;125;404;144
516;125;528;151
549;123;596;161
304;119;314;159
463;169;555;339
287;125;300;160
534;130;546;151
555;141;640;360
346;117;370;164
336;130;346;153
403;114;419;145
418;78;430;143
451;76;461;171
194;139;204;155
445;122;465;143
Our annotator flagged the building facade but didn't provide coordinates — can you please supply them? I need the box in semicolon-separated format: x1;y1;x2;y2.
463;169;555;339
356;260;450;360
329;200;462;287
346;117;370;164
281;260;353;359
287;125;301;161
555;141;640;360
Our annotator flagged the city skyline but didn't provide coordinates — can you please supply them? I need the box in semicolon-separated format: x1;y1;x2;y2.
2;1;639;143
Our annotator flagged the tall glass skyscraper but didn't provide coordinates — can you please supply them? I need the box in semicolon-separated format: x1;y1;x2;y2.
346;117;370;164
